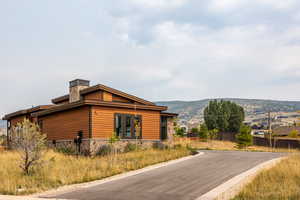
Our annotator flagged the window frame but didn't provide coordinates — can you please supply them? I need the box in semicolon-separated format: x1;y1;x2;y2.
114;113;142;139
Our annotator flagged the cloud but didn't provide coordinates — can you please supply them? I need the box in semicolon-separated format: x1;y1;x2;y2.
0;0;300;116
129;0;188;9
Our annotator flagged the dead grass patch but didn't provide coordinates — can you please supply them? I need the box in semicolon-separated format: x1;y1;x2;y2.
188;139;299;153
0;147;190;195
232;154;300;200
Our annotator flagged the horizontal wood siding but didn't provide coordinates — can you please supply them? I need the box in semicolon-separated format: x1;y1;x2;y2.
112;94;132;103
41;106;89;140
10;115;27;127
103;92;113;102
92;106;160;140
84;91;103;101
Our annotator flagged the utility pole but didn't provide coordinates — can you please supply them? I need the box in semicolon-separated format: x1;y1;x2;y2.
268;111;272;148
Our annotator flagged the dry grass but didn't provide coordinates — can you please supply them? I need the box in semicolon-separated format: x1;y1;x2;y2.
232;154;300;200
0;147;190;195
188;139;300;153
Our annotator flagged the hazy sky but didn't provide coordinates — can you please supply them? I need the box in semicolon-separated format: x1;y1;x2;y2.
1;0;300;116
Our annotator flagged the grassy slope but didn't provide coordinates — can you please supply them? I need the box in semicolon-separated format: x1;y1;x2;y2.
232;155;300;200
0;148;190;195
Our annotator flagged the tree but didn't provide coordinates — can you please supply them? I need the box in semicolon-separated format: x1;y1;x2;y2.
175;127;185;137
236;124;253;149
191;127;199;135
208;128;219;140
204;100;245;133
10;119;46;174
198;124;209;140
204;100;219;130
289;129;299;138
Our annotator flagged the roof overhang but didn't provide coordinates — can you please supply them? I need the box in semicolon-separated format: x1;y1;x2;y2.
51;84;155;106
2;105;55;120
161;112;178;117
51;95;69;104
32;100;168;118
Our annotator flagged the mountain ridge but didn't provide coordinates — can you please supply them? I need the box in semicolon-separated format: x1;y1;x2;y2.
156;98;300;121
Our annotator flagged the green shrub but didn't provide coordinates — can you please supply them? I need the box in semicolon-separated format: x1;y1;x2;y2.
289;129;299;138
173;144;182;149
124;143;138;152
175;127;185;137
236;125;253;149
198;124;209;140
191;127;199;134
55;146;75;155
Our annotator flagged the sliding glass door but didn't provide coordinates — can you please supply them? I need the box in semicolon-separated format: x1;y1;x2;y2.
114;113;142;139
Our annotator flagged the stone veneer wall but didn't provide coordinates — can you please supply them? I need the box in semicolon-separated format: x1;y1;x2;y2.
48;139;159;155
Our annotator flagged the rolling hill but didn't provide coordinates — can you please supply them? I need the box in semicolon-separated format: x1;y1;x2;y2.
156;98;300;121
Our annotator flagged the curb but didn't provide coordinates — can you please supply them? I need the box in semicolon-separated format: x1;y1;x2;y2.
195;156;285;200
0;196;71;200
7;151;202;199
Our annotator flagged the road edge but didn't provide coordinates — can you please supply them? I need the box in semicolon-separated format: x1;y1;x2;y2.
195;156;285;200
27;151;204;199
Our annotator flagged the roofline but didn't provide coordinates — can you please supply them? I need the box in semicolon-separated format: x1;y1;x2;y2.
161;112;179;117
51;94;69;104
32;100;167;118
52;84;156;106
2;105;55;120
81;84;155;106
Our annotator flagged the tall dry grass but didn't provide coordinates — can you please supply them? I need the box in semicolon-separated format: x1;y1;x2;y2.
189;139;300;153
0;147;190;195
233;154;300;200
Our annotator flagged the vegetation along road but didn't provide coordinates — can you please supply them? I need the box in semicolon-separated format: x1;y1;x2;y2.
40;151;283;200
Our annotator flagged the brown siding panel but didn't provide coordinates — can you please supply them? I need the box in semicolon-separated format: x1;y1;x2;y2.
92;106;160;140
103;92;113;102
41;106;89;140
84;91;103;101
112;94;132;103
10;115;27;127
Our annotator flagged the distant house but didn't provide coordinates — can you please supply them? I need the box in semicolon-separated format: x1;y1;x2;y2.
3;79;177;153
273;126;300;137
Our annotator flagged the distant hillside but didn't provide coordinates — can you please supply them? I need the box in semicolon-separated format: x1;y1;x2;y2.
156;98;300;120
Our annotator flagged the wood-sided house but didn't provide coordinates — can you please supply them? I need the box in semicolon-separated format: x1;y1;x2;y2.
3;79;177;153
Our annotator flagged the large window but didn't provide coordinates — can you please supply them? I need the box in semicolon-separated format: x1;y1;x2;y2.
114;113;142;139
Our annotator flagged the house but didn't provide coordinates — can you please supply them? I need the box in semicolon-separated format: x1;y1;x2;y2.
272;126;300;137
3;79;177;154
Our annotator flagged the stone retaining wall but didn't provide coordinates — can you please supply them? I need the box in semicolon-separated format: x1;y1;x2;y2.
48;139;160;155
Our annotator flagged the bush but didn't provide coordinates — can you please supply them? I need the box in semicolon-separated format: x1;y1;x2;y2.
236;125;253;149
55;146;75;155
175;127;185;137
10;119;46;174
198;124;209;140
0;135;7;146
152;142;169;150
124;143;138;152
289;129;299;138
96;145;113;156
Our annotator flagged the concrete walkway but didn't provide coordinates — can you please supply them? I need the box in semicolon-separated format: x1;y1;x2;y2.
38;151;283;200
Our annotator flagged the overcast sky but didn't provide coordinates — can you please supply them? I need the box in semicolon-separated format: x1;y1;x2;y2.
1;0;300;117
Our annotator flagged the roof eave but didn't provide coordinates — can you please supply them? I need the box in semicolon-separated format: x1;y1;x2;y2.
33;100;167;118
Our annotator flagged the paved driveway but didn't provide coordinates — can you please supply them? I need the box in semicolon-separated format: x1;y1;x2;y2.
41;151;283;200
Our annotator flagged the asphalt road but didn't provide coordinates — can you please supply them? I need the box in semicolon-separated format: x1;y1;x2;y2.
41;151;283;200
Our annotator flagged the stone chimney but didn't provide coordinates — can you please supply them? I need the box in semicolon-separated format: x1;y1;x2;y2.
69;79;90;103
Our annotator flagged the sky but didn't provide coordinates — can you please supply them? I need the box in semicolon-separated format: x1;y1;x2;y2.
1;0;300;117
